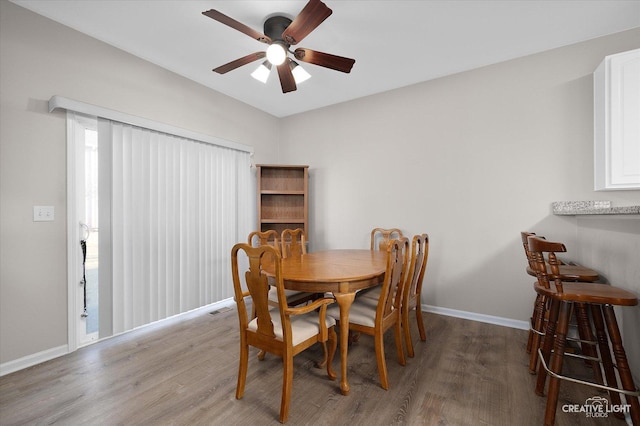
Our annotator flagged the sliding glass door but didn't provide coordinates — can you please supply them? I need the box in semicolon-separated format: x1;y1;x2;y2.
67;111;252;349
69;113;100;346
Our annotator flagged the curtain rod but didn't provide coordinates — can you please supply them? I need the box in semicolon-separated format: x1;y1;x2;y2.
48;95;253;154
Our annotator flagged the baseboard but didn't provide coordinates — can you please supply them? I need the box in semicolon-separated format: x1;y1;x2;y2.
0;344;69;377
423;304;529;331
0;298;237;377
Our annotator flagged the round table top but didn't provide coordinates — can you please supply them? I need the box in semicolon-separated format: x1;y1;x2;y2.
279;249;387;293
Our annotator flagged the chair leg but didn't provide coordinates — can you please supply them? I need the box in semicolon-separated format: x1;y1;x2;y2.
527;294;543;354
280;351;294;423
543;300;571;426
402;306;415;358
590;304;624;414
536;298;560;396
327;326;337;381
394;320;406;366
574;302;604;386
602;304;640;425
316;341;329;368
236;339;249;399
374;331;389;390
527;327;534;354
416;305;426;342
530;294;548;374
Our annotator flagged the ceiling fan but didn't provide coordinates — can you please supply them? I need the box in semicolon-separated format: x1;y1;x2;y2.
202;0;356;93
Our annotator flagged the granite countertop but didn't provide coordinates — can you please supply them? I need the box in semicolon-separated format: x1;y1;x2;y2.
552;201;640;216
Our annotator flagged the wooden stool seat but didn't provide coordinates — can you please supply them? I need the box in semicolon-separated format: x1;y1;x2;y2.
525;264;599;282
534;281;637;305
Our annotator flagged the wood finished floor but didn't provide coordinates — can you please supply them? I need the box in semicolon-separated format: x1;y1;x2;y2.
0;310;629;425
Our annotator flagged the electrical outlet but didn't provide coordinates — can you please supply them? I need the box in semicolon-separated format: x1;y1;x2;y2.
33;206;55;222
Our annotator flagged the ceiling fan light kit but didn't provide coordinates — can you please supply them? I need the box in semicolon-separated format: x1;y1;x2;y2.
266;43;287;66
250;61;272;83
291;61;311;84
203;0;355;94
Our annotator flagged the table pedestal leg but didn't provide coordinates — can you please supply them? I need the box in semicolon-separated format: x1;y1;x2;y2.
334;291;356;396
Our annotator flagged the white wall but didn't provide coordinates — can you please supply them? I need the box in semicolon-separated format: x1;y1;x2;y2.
280;28;640;377
0;1;280;366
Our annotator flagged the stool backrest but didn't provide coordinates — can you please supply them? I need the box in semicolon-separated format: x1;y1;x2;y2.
527;235;566;292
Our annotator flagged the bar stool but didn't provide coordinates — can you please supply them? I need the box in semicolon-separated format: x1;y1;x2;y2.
520;232;601;377
528;235;640;426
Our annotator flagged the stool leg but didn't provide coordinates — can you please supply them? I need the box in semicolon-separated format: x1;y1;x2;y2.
544;300;571;426
590;304;623;413
574;302;604;385
536;298;560;396
602;304;640;425
528;294;544;354
530;294;547;374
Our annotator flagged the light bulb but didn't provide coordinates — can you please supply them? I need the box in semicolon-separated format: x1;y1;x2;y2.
291;61;311;84
251;61;271;83
266;43;287;66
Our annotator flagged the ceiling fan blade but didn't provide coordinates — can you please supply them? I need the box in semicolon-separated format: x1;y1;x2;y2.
294;48;355;73
277;61;297;93
282;0;332;45
202;9;271;44
213;52;266;74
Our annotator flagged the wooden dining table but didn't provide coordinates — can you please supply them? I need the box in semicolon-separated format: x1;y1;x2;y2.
278;249;388;395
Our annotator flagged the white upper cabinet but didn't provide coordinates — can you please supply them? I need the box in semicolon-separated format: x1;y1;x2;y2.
594;48;640;191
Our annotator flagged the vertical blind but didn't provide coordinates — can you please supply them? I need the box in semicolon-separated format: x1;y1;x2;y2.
101;119;252;334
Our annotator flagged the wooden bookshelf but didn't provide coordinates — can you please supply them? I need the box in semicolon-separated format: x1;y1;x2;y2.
256;165;309;237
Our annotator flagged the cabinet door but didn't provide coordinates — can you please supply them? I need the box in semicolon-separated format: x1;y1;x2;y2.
594;48;640;190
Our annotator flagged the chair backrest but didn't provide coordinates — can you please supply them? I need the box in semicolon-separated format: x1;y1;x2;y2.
378;237;410;321
248;230;280;270
527;235;566;292
371;228;403;251
281;228;306;259
248;230;279;249
402;234;429;308
231;243;286;340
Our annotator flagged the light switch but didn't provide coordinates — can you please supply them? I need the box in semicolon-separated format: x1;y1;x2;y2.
33;206;55;222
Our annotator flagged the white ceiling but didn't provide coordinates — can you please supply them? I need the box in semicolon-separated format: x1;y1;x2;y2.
11;0;640;118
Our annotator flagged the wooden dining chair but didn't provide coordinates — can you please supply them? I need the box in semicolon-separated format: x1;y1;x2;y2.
248;230;314;308
247;230;279;309
521;232;601;378
528;236;640;425
400;234;429;358
281;228;306;258
230;243;337;423
278;228;319;305
358;228;404;303
370;227;403;251
327;237;409;390
248;230;318;361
